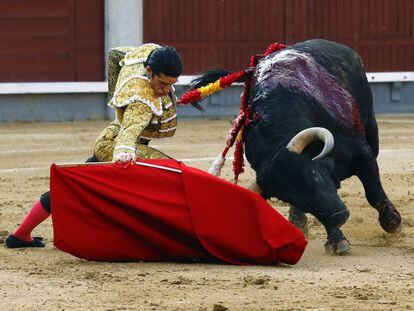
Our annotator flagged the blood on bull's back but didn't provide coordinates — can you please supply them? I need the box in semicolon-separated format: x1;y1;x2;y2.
251;40;367;135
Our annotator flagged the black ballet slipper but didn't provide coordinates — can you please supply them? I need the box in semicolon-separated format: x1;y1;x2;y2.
5;234;45;248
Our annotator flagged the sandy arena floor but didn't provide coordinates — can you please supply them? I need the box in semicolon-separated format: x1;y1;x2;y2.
0;115;413;310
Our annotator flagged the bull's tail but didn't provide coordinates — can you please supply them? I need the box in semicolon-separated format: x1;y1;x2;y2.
190;69;237;89
185;69;232;111
179;69;247;107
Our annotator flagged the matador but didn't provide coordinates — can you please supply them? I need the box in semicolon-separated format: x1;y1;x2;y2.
6;44;183;248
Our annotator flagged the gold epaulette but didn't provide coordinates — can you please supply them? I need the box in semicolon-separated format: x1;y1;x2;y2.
110;75;163;116
121;43;161;67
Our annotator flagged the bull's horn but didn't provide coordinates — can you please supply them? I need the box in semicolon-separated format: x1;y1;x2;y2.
286;127;334;161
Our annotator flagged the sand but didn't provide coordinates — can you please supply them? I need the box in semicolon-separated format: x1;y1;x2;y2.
0;116;413;310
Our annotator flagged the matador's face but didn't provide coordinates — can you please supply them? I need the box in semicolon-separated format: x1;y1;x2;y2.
146;66;178;97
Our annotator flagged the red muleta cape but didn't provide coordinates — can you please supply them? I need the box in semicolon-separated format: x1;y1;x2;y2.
50;159;307;265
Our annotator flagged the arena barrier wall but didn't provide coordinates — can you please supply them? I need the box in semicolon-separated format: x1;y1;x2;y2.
0;74;413;122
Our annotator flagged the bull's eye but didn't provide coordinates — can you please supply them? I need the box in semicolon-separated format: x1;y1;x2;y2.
311;169;318;179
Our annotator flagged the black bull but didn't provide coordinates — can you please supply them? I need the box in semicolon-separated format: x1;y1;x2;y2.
192;39;402;254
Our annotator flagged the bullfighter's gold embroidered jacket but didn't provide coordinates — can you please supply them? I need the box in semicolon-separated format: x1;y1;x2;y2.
95;44;177;162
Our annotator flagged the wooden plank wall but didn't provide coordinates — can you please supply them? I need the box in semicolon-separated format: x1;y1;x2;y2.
144;0;285;74
285;0;414;72
144;0;414;74
0;0;104;82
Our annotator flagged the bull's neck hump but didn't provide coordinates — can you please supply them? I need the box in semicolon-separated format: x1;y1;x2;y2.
254;50;364;134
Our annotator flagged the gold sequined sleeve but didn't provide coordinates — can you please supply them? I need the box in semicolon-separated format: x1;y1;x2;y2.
113;103;154;158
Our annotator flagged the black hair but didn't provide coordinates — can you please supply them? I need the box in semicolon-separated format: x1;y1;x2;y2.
144;46;182;77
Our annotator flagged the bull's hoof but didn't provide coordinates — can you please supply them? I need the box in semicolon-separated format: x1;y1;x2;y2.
324;239;350;255
379;208;402;233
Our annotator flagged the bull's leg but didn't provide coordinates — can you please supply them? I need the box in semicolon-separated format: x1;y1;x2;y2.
364;111;380;157
325;227;350;255
288;207;309;237
355;154;402;233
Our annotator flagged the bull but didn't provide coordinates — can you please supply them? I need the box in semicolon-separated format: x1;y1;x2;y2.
190;39;402;254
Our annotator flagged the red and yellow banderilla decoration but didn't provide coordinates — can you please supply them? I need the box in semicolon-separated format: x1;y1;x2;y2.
178;43;286;183
178;69;247;105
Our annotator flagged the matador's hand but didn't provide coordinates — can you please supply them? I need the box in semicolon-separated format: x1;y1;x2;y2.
114;152;136;163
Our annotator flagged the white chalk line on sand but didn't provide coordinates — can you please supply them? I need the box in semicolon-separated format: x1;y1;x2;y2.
0;143;223;155
0;148;413;174
0;156;227;173
1;140;413;156
377;119;414;124
0;147;91;154
378;148;414;153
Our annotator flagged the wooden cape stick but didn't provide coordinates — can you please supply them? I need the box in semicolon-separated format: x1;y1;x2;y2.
56;161;182;174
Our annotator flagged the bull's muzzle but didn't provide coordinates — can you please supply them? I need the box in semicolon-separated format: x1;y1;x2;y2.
328;209;350;228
